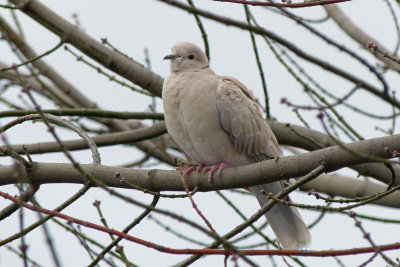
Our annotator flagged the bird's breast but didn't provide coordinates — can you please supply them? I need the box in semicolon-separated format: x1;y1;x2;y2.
163;71;242;165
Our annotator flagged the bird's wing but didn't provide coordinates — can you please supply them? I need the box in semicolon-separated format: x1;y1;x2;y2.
216;76;281;161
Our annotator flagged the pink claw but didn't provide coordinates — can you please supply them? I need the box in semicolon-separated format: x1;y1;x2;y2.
196;164;206;172
206;162;228;183
178;166;197;177
178;162;228;183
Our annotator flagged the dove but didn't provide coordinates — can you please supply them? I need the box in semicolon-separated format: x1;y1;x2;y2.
162;41;311;249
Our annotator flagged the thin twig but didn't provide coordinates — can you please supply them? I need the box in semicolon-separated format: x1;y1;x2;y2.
87;196;160;267
3;190;400;258
215;0;351;8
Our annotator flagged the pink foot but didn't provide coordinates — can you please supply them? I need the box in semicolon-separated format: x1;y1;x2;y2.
203;162;228;183
178;162;228;183
177;166;197;177
196;164;206;172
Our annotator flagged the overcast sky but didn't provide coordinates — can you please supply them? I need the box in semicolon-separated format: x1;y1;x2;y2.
1;1;399;266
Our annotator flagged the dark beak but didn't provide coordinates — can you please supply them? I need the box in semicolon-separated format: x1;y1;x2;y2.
163;54;178;60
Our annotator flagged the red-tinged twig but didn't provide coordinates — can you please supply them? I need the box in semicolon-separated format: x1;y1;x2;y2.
177;163;255;266
214;0;351;8
3;189;400;258
0;185;91;248
349;212;397;266
178;162;218;234
358;252;378;267
0;192;400;257
0;133;36;222
280;243;293;267
0;185;38;221
87;195;159;267
3;189;400;257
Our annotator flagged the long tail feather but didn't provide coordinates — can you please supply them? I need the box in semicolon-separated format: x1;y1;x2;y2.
249;182;311;249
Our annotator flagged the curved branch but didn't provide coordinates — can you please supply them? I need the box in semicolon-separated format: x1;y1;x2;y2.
2;119;399;186
156;0;400;109
0;15;96;108
216;0;351;8
2;190;400;258
1;134;399;191
0;122;167;155
9;0;398;109
9;0;164;97
325;4;400;72
0;109;164;121
300;173;400;208
0;15;173;165
0;61;80;107
269;121;400;186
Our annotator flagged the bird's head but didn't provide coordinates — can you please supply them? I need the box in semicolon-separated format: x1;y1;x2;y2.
164;42;209;72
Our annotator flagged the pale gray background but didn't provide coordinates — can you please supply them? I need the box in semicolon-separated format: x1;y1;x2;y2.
0;0;399;266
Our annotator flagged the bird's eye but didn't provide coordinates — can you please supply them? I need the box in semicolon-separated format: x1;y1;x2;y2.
188;55;194;60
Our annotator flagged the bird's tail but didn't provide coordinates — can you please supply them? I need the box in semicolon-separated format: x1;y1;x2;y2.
249;182;311;249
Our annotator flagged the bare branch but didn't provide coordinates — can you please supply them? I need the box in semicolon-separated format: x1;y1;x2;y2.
0;134;398;191
0;11;174;165
2;118;398;187
300;173;400;208
8;0;164;97
2;190;400;258
0;60;80;107
0;15;97;108
156;0;400;109
0;122;166;155
325;4;400;72
215;0;351;8
0;109;164;121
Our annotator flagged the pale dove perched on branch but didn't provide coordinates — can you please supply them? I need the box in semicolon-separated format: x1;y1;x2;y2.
162;41;311;249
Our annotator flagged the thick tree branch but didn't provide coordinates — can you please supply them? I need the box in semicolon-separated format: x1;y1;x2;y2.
300;173;400;208
2;119;399;186
0;134;399;192
0;109;164;121
0;122;166;155
0;15;173;165
0;15;96;108
156;0;400;109
269;121;400;186
8;0;398;109
9;0;164;97
0;61;80;107
325;4;400;72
